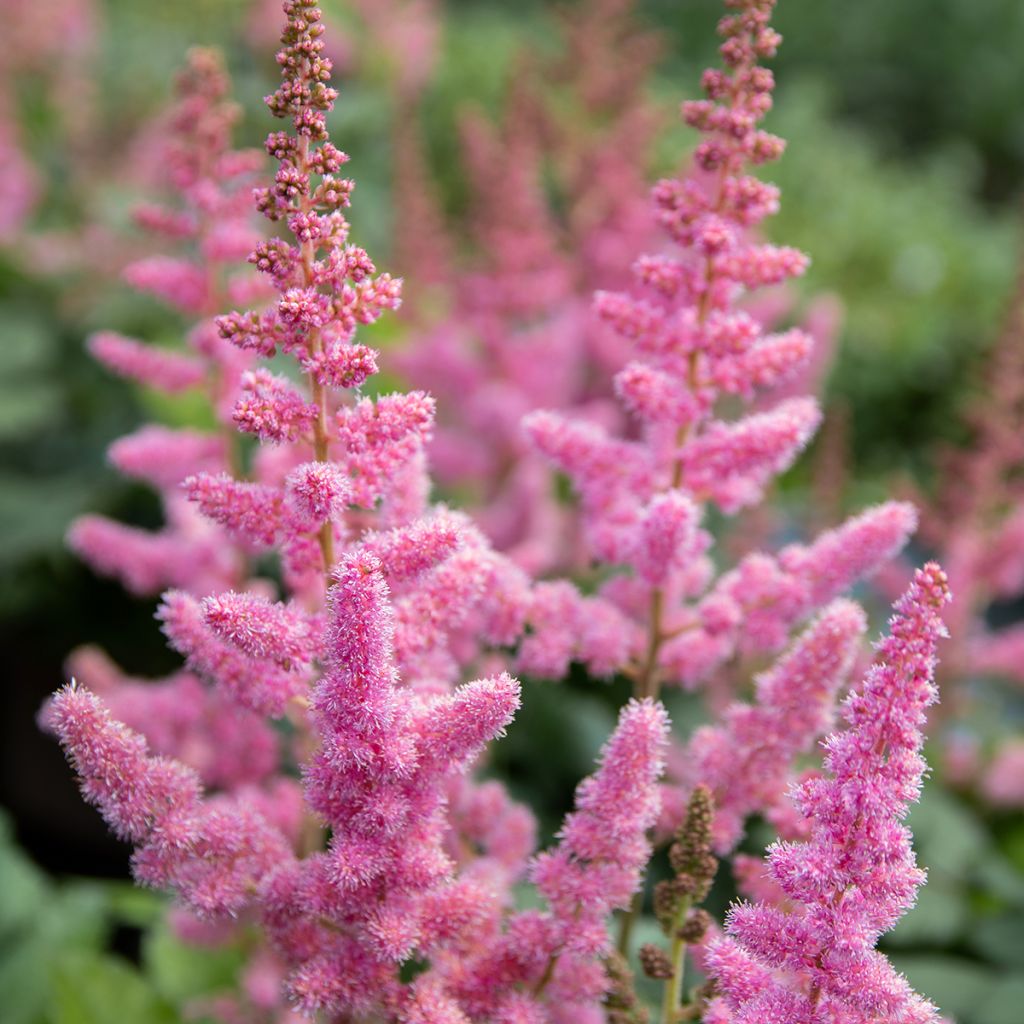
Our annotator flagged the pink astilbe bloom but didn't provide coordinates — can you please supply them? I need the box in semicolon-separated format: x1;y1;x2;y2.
108;426;226;490
202;591;319;667
159;589;309;716
390;0;663;572
183;473;283;548
67;512;230;597
533;697;669;924
437;699;669;1022
980;739;1024;807
679;397;822;512
518;0;918;711
88;331;207;391
291;550;522;1016
706;564;952;1024
67;48;266;602
62;648;279;791
232;368;319;442
779;500;919;608
54;7;540;1022
49;685;293;919
679;599;867;851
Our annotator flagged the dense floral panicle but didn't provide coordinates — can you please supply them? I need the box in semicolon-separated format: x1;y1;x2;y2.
707;564;951;1024
533;698;669;919
54;5;543;1020
967;621;1024;685
780;500;918;607
108;426;226;490
680;398;821;511
122;255;209;313
360;511;464;582
67;514;226;597
202;591;319;667
415;673;521;771
48;685;202;841
88;331;206;391
62;646;282;792
982;739;1024;806
232;368;318;442
159;589;307;715
631;489;705;587
681;599;867;851
284;460;350;527
516;580;636;680
184;472;282;548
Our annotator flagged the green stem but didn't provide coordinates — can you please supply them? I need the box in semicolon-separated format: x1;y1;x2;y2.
660;897;691;1024
617;889;643;955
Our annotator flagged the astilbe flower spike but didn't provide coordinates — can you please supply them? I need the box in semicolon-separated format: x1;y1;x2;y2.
67;47;263;601
520;0;915;719
705;563;952;1024
51;5;538;1022
680;599;867;853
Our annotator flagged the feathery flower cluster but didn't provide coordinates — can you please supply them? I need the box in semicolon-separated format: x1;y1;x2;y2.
47;1;959;1022
676;599;867;852
51;5;556;1021
706;563;951;1024
520;0;915;711
68;47;263;600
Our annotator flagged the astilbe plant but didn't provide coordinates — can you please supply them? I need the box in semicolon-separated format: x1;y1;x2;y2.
46;1;956;1023
393;0;843;577
49;4;540;1021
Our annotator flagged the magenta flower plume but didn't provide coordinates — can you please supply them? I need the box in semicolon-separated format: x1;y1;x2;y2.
48;686;292;917
528;698;670;1009
48;0;956;1020
293;549;521;1016
706;563;952;1024
682;598;867;852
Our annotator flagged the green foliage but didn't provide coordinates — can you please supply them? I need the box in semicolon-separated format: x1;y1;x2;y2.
0;811;247;1024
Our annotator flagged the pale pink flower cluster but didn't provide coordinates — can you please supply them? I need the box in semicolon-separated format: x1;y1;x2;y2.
706;564;951;1024
517;0;916;715
68;47;265;600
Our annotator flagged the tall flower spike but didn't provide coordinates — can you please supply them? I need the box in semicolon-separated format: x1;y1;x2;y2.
527;698;669;1014
706;564;951;1024
54;7;539;1023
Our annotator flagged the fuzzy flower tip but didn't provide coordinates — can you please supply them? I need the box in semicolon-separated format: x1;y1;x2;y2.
687;598;867;852
706;563;951;1024
48;684;201;842
533;697;670;924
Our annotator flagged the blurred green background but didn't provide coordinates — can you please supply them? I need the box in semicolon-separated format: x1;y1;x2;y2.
2;1;1024;1021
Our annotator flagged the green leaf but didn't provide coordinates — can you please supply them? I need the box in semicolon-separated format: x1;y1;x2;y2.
143;919;245;1004
102;882;167;929
976;975;1024;1024
970;912;1024;967
47;950;177;1024
974;853;1024;907
0;829;48;938
887;954;994;1022
907;787;989;879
